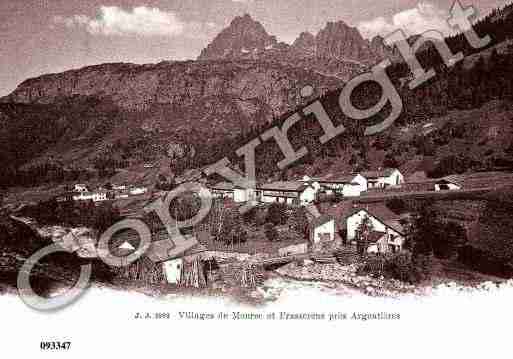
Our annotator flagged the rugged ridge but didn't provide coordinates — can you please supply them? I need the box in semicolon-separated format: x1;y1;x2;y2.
1;60;342;167
196;14;398;80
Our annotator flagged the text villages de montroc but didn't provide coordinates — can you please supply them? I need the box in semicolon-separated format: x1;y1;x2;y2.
177;311;401;321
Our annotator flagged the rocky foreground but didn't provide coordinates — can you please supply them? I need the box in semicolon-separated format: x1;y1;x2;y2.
275;261;418;297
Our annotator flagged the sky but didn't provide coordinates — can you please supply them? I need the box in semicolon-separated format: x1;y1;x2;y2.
0;0;508;96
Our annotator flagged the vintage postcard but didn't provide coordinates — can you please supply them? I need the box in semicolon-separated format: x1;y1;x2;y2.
1;0;513;357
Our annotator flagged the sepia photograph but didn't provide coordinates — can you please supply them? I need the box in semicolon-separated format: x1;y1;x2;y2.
1;0;513;357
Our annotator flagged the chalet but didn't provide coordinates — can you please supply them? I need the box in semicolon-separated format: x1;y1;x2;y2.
129;186;148;195
112;184;127;191
92;190;108;202
361;168;404;189
434;176;462;191
258;181;319;205
208;182;255;203
74;184;89;192
316;173;368;197
345;204;405;254
72;190;108;202
309;214;336;250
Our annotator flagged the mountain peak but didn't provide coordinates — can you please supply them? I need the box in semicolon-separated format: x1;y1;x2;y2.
197;14;277;61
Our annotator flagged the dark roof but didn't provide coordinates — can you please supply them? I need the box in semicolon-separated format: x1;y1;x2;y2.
367;231;386;243
209;182;236;191
258;181;310;192
353;203;400;221
384;219;404;234
309;214;334;228
438;175;464;186
145;239;206;263
319;201;354;221
319;173;359;184
361;168;398;179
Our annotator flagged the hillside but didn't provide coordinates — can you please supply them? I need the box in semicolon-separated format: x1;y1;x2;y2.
0;61;341;171
2;4;513;189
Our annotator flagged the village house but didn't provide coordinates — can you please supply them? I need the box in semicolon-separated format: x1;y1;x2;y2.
112;183;127;191
73;183;89;192
345;204;405;254
258;181;319;205
208;182;256;203
72;190;108;202
129;186;148;196
361;168;404;189
309;214;337;251
314;173;368;197
277;241;309;256
148;241;207;285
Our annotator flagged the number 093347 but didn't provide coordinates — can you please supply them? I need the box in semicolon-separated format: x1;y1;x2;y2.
40;341;71;351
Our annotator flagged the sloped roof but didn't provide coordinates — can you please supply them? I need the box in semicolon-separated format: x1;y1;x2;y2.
354;203;400;221
145;239;206;263
342;203;402;234
318;173;359;184
384;219;405;234
361;168;398;179
309;214;334;228
209;182;236;191
367;231;386;243
438;175;464;187
319;201;355;222
258;181;309;192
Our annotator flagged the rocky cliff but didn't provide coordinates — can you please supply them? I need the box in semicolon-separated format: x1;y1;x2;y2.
1;59;342;167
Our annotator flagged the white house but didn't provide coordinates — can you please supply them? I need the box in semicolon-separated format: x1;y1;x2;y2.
208;182;256;203
258;181;319;206
434;176;462;191
73;192;95;201
162;258;184;284
74;184;89;192
362;168;404;189
92;191;108;202
316;173;368;197
72;190;108;202
309;215;336;245
278;242;309;257
144;236;207;285
345;204;405;254
112;184;127;191
129;186;148;195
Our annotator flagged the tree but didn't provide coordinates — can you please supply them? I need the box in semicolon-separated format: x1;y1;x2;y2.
266;203;288;225
290;207;309;238
402;203;441;280
356;215;373;256
433;221;467;259
264;223;279;242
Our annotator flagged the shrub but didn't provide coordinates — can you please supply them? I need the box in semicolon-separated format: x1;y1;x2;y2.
266;203;288;225
264;223;279;242
361;252;425;284
386;197;406;214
